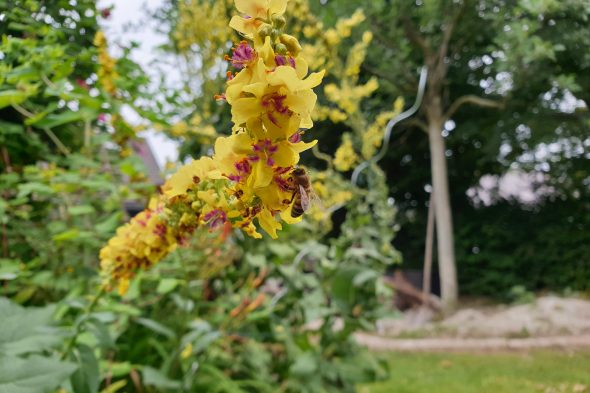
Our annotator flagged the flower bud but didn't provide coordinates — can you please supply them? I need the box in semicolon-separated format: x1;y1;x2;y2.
275;43;288;55
279;34;302;56
271;28;280;42
271;14;286;29
257;23;273;40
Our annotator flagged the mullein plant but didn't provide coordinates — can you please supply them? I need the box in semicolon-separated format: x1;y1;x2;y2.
100;0;324;295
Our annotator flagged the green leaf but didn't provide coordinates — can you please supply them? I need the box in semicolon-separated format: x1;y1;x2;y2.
141;367;181;390
1;330;63;356
156;278;179;295
52;229;80;243
268;243;295;258
16;182;54;198
0;121;23;138
245;253;266;268
99;380;127;393
100;302;141;317
0;90;29;109
0;298;59;355
86;318;115;349
0;355;76;393
23;103;58;126
68;205;96;216
331;268;360;311
289;352;318;377
135;318;176;339
70;344;100;393
353;269;380;287
95;213;122;234
0;259;21;280
99;361;132;378
30;111;83;128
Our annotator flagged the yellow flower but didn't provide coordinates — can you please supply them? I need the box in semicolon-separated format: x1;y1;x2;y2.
181;343;193;359
170;121;189;137
361;97;404;159
335;9;365;38
231;61;324;138
229;0;288;38
324;29;340;46
333;133;359;172
257;208;282;239
162;157;220;200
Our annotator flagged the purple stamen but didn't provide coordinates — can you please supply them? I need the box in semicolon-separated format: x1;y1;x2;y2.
231;41;256;70
289;132;302;143
275;55;287;66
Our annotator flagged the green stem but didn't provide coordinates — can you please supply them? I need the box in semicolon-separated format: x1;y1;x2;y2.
61;286;106;360
43;128;71;156
311;145;333;169
84;119;92;150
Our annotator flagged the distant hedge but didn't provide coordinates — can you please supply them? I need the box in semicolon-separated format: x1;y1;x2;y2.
455;200;590;298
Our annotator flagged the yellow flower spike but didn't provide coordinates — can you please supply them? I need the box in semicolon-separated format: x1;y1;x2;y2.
100;0;326;290
99;200;179;294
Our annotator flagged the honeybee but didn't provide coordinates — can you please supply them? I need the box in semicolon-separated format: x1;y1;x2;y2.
290;167;319;218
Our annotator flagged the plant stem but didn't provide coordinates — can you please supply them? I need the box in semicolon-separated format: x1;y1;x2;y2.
43;128;71;156
61;286;106;360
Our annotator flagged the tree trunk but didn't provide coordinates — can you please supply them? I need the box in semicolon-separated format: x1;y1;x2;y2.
426;99;458;312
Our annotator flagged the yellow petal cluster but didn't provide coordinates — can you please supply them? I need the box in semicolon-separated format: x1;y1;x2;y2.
333;133;359;172
361;97;405;159
100;0;324;293
99;198;178;295
93;31;118;96
308;169;353;226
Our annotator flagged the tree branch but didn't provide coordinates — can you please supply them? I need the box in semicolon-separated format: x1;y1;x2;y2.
402;118;429;134
444;95;504;121
401;16;431;58
438;5;463;65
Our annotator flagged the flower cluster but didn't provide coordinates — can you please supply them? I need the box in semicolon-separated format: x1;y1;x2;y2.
93;31;118;96
333;133;358;172
100;198;179;295
308;169;353;226
361;97;404;159
100;0;324;292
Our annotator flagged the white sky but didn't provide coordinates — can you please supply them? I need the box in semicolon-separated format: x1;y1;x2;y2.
98;0;180;168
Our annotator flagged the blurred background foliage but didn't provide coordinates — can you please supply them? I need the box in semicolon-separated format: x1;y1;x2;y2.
0;0;589;392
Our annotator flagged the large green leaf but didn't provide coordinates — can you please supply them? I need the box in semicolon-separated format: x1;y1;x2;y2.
0;355;76;393
0;298;60;355
70;344;100;393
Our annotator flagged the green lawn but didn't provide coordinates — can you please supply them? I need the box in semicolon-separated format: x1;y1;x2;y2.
363;351;590;393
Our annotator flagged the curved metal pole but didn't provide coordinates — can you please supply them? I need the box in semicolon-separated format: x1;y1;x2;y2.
351;66;428;185
289;68;428;268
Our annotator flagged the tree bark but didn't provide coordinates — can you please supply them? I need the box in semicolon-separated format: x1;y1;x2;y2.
422;192;435;302
426;96;458;312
